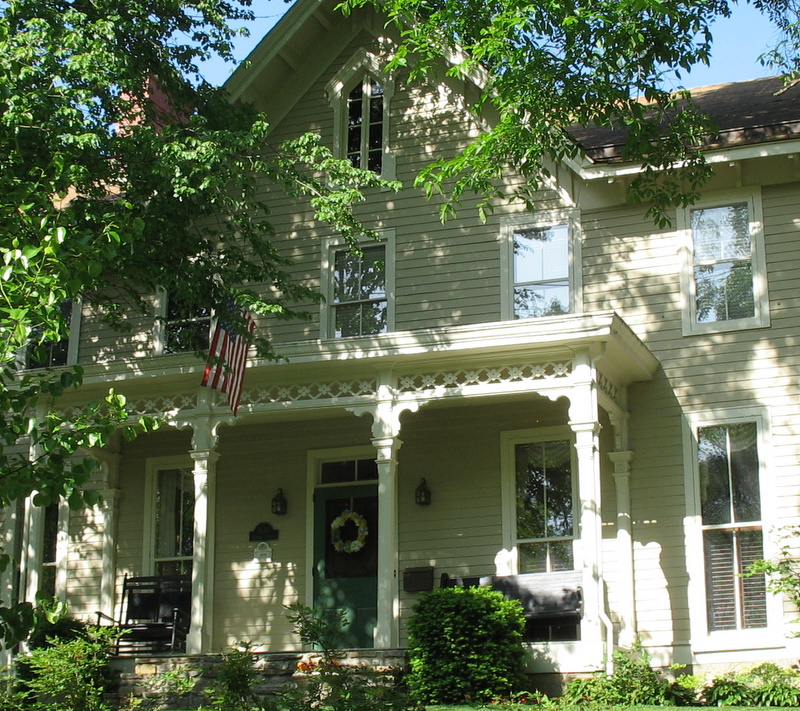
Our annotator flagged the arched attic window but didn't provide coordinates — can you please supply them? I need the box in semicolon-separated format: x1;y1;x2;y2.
327;49;395;180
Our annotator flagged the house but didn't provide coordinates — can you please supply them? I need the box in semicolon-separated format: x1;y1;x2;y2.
2;0;800;681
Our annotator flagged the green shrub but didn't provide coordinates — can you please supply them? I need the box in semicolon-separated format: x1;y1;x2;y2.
702;663;800;707
406;586;527;704
269;604;408;711
561;645;671;706
205;643;260;711
23;626;117;711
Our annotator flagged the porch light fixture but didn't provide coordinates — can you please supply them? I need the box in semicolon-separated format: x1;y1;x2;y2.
271;488;288;515
415;478;431;506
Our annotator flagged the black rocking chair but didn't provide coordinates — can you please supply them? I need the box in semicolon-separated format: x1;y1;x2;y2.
96;574;191;655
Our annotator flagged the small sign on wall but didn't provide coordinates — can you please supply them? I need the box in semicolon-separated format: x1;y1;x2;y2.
254;542;273;563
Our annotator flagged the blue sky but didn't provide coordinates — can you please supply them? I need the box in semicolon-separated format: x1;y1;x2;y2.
199;1;783;89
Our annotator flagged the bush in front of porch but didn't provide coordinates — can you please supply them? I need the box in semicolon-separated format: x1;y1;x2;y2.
406;586;527;705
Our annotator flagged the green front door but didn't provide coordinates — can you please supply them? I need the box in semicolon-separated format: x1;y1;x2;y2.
313;483;378;648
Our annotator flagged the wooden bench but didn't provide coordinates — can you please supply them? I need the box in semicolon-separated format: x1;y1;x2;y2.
97;574;191;655
440;570;582;640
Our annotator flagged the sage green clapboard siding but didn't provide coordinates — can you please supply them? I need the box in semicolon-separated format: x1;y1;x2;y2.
580;180;800;652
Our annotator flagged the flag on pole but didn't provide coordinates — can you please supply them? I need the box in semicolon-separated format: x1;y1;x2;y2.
201;308;256;415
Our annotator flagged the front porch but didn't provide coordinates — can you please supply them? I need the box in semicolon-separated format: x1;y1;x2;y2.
34;312;660;673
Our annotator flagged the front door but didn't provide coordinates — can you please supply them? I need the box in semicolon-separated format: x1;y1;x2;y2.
313;476;378;648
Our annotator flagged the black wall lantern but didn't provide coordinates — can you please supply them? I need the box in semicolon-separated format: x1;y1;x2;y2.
271;488;288;515
415;478;431;506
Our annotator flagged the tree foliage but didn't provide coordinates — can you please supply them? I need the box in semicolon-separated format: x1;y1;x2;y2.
0;0;396;644
343;0;800;225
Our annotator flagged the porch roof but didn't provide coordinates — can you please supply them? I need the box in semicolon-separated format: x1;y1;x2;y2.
70;312;659;420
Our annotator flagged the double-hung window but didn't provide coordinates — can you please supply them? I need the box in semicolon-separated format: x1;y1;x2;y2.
322;232;394;339
680;189;769;335
503;428;577;574
698;422;767;631
156;291;211;355
502;428;579;643
26;299;79;368
501;212;580;320
685;408;777;648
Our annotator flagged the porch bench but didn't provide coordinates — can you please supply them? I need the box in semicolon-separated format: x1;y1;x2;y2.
96;574;191;655
440;570;582;639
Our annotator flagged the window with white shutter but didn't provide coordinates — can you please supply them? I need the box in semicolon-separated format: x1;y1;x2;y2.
698;422;767;632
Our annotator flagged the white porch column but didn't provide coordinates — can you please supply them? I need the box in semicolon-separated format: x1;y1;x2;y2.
372;432;401;649
609;450;635;648
92;445;121;619
186;420;221;655
98;487;120;617
608;408;636;649
568;352;607;664
351;372;419;649
21;496;44;604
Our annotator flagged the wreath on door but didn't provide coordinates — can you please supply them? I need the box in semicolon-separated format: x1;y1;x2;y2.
330;509;369;554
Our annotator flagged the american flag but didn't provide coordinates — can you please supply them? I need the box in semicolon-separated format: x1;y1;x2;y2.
200;308;256;415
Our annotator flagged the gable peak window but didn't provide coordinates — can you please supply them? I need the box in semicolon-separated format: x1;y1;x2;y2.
347;77;384;173
327;49;395;180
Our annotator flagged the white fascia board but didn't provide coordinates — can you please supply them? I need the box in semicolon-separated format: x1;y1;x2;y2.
225;0;329;102
575;137;800;180
76;312;659;390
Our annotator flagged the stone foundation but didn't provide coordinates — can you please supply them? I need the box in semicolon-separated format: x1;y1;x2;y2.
111;649;408;709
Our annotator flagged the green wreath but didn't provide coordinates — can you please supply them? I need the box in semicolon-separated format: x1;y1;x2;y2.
331;509;368;554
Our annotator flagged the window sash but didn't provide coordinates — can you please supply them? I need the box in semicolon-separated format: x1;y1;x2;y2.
331;245;387;337
691;202;756;325
697;421;767;632
153;468;194;573
515;439;575;574
512;225;570;318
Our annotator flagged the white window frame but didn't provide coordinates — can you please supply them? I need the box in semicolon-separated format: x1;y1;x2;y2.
24;299;81;369
153;288;212;356
143;456;195;576
683;406;783;653
326;49;396;181
500;427;580;576
678;188;770;336
320;230;395;339
500;210;582;321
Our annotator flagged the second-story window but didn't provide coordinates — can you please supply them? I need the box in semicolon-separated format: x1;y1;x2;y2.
26;300;76;369
161;294;211;355
332;244;387;338
347;77;383;173
513;225;570;319
679;189;769;335
502;212;580;321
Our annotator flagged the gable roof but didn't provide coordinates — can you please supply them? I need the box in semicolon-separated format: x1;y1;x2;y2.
226;1;800;172
570;76;800;164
